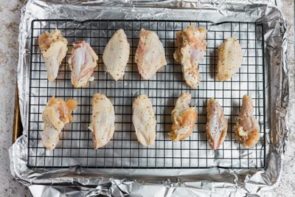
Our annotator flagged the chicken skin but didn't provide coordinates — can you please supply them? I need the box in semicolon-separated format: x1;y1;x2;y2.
169;93;197;141
41;97;77;150
68;41;98;88
38;30;68;81
89;93;115;149
216;37;243;81
235;95;260;148
206;98;228;150
132;95;156;146
135;29;167;79
174;25;207;89
103;29;130;80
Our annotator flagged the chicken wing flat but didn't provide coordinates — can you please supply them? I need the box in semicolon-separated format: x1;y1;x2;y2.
216;37;243;81
206;98;228;150
68;41;98;88
89;93;115;149
235;95;260;148
174;25;207;89
42;97;77;150
103;29;130;81
38;30;68;81
135;28;167;79
169;93;197;141
132;95;156;146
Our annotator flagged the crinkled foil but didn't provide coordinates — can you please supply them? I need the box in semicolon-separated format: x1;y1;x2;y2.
9;0;288;196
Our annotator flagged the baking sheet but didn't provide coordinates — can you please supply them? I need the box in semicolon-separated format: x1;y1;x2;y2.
10;0;288;196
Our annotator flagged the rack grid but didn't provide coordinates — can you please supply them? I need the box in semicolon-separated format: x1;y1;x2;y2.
27;19;266;169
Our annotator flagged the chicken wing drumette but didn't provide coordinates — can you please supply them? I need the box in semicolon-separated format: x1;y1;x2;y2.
216;37;243;81
103;29;130;81
132;95;156;146
206;98;228;150
169;93;197;141
135;29;167;80
89;93;115;149
174;25;207;89
42;97;77;150
235;95;260;148
38;30;68;81
68;40;98;88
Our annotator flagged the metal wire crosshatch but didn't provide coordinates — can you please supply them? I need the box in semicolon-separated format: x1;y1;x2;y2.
27;19;266;169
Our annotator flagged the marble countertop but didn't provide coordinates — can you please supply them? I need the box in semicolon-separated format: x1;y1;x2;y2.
0;1;293;196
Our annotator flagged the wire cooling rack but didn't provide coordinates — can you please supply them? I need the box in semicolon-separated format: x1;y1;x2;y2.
27;19;266;169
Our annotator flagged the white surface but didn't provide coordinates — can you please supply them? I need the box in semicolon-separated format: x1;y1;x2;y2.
0;0;293;196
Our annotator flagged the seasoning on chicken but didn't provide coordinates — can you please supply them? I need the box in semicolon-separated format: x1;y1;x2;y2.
206;98;228;150
235;95;260;148
174;25;207;89
103;29;130;81
68;41;98;88
135;28;167;80
132;95;156;146
89;93;115;149
216;37;243;81
169;93;197;141
38;29;68;81
41;97;77;150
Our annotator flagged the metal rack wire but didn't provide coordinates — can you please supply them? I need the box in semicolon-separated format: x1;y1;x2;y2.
27;19;266;169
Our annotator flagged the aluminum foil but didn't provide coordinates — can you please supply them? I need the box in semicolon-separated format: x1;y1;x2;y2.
10;0;288;196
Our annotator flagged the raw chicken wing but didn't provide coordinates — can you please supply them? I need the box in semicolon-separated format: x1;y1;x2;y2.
89;93;115;149
135;29;167;79
235;95;260;148
38;30;68;81
68;41;98;88
42;97;77;150
206;98;228;150
169;93;197;141
132;95;156;146
216;37;243;81
103;29;130;80
174;25;207;89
